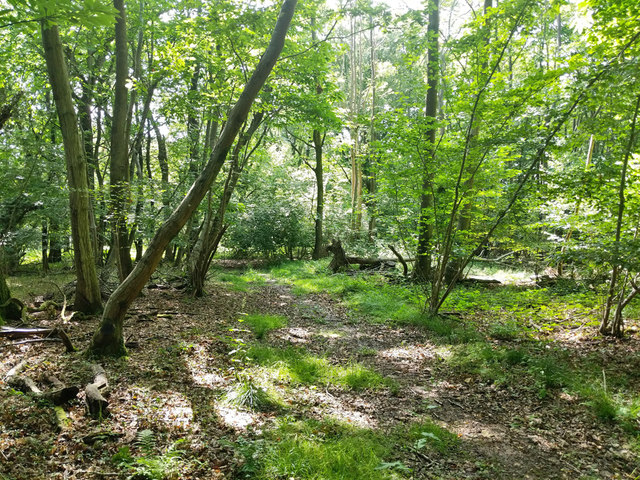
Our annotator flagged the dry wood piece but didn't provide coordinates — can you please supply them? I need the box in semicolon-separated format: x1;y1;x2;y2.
388;244;408;277
5;362;77;431
85;364;109;418
1;326;54;338
5;360;40;394
7;374;41;394
41;374;80;406
457;278;502;286
327;238;397;273
0;326;76;352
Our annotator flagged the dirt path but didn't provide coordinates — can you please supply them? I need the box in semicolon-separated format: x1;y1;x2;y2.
246;281;638;479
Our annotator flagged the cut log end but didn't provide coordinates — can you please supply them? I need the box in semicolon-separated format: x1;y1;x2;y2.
85;384;109;418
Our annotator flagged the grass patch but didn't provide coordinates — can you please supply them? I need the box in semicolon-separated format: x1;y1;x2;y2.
488;322;520;341
213;269;267;292
235;417;460;480
235;418;404;480
222;377;283;412
6;269;76;304
241;313;287;339
268;260;422;324
402;418;460;454
411;315;480;344
246;345;390;391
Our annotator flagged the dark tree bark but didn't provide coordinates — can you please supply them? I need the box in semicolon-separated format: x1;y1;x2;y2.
312;128;325;260
414;0;439;281
88;0;298;357
0;92;22;130
40;21;102;314
110;0;133;281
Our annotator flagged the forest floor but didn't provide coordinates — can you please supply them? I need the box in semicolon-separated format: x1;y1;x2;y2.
1;260;640;479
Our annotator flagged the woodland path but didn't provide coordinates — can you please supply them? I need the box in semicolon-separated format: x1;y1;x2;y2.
252;280;635;479
0;270;637;479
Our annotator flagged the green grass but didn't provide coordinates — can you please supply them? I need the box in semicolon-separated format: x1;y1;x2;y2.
236;418;404;480
268;260;422;324
241;313;287;339
262;260;639;438
213;269;267;292
402;419;460;454
246;345;391;391
6;269;75;304
222;377;284;412
235;416;460;480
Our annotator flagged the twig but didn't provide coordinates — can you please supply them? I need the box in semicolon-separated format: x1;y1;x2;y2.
43;281;73;322
8;338;62;346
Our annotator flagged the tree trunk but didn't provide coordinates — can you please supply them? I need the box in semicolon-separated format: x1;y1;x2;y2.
110;0;133;281
40;21;102;314
312;128;324;260
88;0;298;357
41;221;49;273
189;112;265;296
414;0;439;282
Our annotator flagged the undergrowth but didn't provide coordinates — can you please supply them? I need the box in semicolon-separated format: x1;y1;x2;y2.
240;313;287;339
245;345;392;391
234;417;459;480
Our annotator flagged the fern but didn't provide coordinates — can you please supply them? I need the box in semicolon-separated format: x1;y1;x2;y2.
135;429;157;455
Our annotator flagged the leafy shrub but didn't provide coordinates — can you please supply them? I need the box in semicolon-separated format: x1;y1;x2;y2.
226;200;313;259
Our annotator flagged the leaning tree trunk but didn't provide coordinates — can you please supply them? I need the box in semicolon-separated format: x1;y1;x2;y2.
40;21;102;314
88;0;298;357
189;112;264;296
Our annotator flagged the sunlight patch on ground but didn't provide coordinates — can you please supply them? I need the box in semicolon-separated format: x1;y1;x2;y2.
281;327;312;343
379;344;436;362
435;346;453;360
301;388;377;429
127;387;194;430
215;405;257;430
315;329;345;339
466;265;534;284
185;344;226;388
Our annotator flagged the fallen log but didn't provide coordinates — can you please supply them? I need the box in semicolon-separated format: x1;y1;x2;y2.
5;364;78;432
0;326;75;352
6;365;78;402
42;374;80;406
458;278;502;286
1;327;54;338
85;364;109;418
327;239;397;273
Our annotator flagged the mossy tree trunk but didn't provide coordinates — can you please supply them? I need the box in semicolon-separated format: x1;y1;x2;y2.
40;20;102;314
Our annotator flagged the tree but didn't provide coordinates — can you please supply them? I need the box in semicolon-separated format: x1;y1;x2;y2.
110;0;134;280
40;19;102;314
414;0;439;281
88;0;298;357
